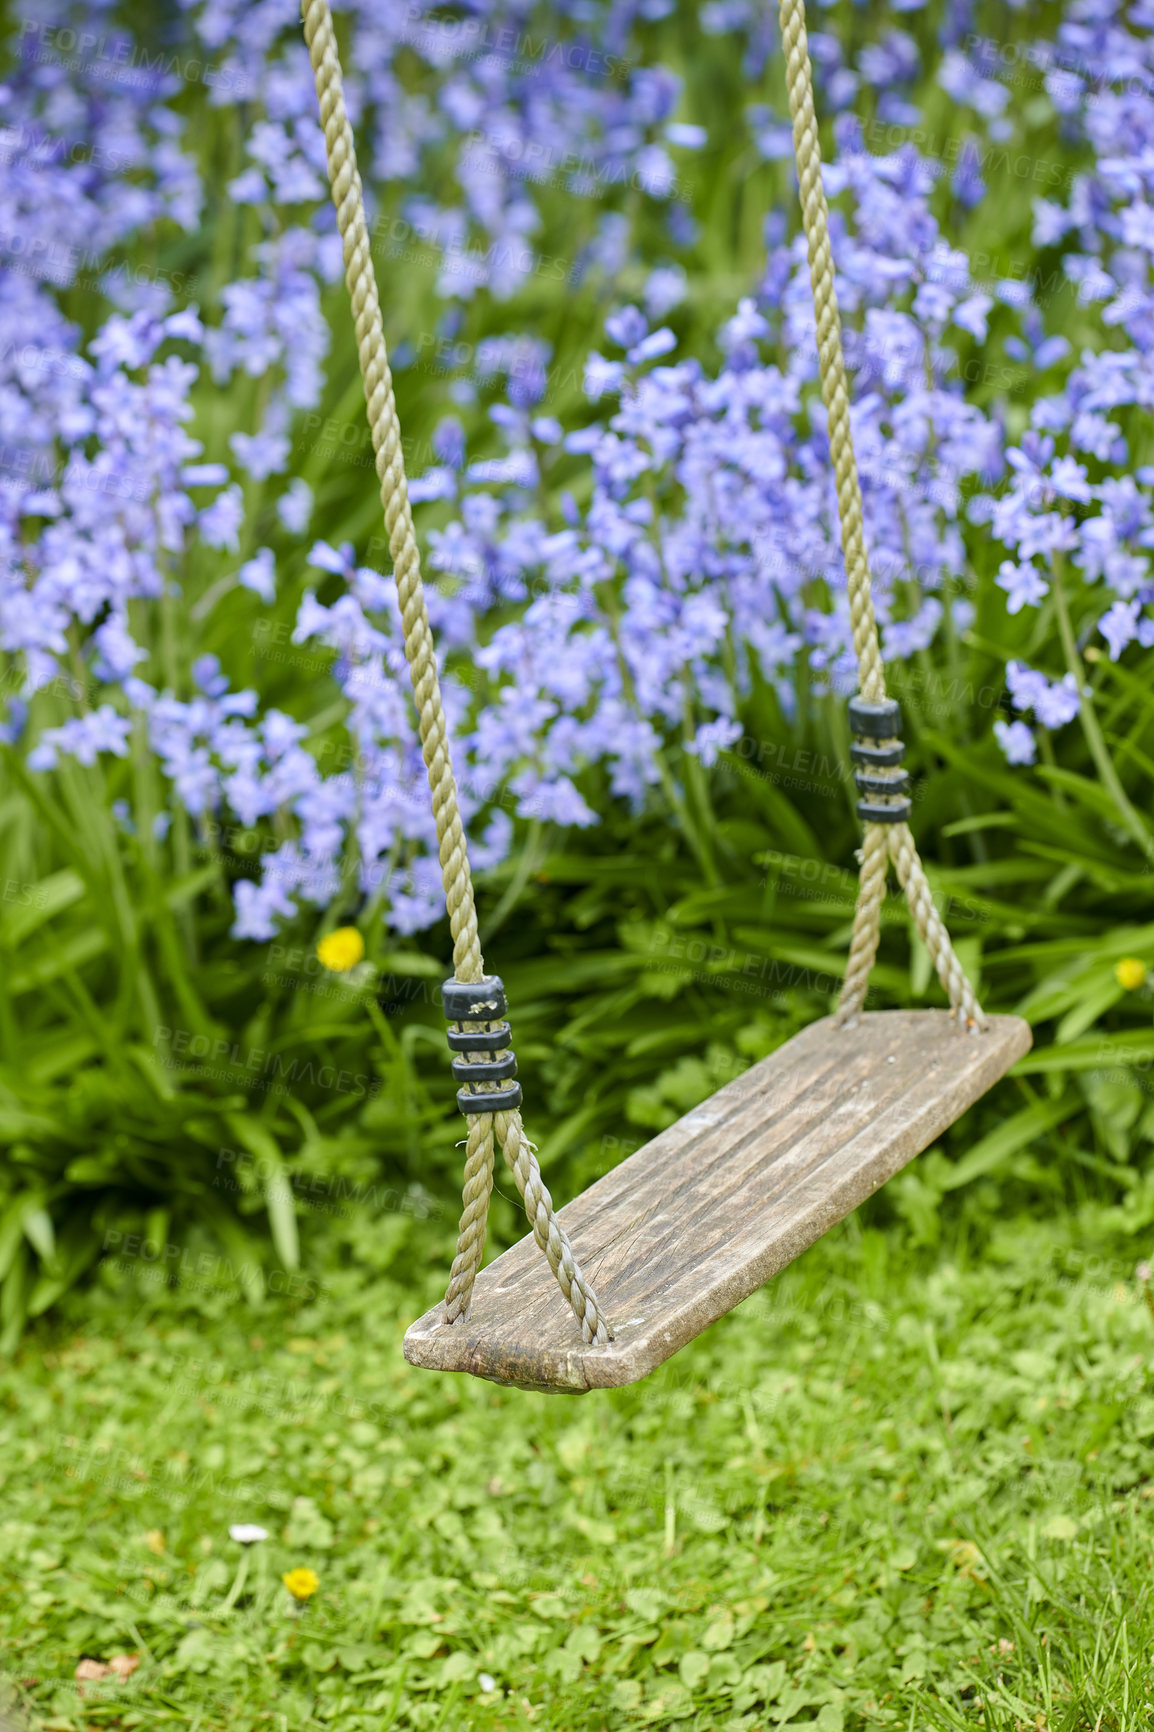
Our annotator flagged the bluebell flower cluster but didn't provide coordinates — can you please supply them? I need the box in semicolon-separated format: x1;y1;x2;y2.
5;0;1154;942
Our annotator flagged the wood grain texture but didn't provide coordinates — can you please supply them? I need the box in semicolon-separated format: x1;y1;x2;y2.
403;1010;1032;1393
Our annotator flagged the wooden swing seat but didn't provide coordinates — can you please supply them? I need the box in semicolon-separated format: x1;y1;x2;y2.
403;1010;1031;1392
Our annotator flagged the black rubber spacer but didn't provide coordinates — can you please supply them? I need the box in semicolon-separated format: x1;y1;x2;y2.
853;768;911;797
850;739;904;768
848;696;902;740
446;1022;513;1053
458;1082;523;1114
857;796;912;823
451;1053;518;1085
442;975;507;1022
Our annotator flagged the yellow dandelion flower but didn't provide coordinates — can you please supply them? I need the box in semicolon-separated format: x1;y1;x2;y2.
1116;957;1147;991
282;1567;320;1601
316;927;365;973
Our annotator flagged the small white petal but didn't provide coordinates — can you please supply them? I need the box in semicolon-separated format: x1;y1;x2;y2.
478;1673;497;1692
229;1523;269;1545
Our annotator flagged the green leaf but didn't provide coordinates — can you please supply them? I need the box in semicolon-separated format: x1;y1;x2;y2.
27;1219;104;1317
1037;763;1150;830
564;1625;602;1663
940;1096;1072;1191
1055;976;1125;1044
204;1205;265;1306
719;754;824;858
1014;1031;1154;1074
0;1239;31;1354
64;1155;124;1185
747;1661;786;1703
7;927;108;995
163;864;224;910
124;1042;179;1103
22;1030;100;1086
0;869;86;947
701;1615;734;1652
21;1207;55;1264
225;1113;299;1270
0;1108;71;1144
679;1651;711;1689
336;1644;378;1672
625;1589;667;1621
285;1495;335;1549
0;1196;38;1282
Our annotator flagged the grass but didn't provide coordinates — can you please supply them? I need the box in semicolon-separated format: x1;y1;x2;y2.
3;1201;1154;1731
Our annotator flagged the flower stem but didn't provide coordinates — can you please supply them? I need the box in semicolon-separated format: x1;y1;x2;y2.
481;819;545;945
220;1548;250;1614
1051;557;1154;863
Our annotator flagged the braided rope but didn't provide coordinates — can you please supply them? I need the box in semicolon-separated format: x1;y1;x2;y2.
888;824;984;1027
780;0;883;706
496;1110;606;1343
443;1115;495;1322
835;821;887;1025
780;0;985;1029
302;0;610;1341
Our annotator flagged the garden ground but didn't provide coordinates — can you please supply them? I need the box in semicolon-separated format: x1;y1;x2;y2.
2;1202;1153;1732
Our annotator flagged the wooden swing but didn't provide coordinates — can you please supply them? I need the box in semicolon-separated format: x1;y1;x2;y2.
301;0;1031;1392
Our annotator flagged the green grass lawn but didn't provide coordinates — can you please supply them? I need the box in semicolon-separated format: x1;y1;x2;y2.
3;1204;1153;1732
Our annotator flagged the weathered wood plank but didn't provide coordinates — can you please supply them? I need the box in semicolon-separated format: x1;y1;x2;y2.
403;1010;1032;1392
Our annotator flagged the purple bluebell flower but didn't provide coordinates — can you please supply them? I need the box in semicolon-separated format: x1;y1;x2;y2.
277;478;313;534
1100;600;1154;660
239;548;277;604
994;718;1037;766
230;428;290;481
643;265;688;319
685;717;741;766
1006;661;1081;728
28;705;132;770
996;560;1049;615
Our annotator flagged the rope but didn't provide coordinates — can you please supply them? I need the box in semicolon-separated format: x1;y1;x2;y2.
302;0;610;1343
780;0;986;1030
836;821;887;1024
889;824;983;1025
443;1115;495;1322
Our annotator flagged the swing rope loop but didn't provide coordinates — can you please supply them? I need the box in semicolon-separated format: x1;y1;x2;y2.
301;0;611;1344
778;0;985;1031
